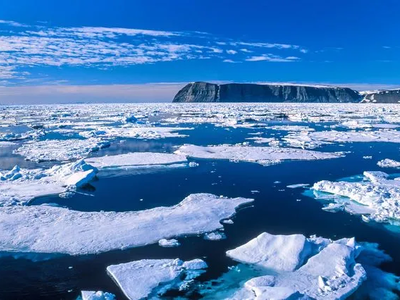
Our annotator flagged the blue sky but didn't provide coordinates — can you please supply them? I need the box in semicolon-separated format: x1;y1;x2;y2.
0;0;399;103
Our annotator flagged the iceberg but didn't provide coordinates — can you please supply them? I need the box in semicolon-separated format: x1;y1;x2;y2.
0;193;253;255
0;160;97;206
14;138;110;162
200;233;398;300
312;171;400;225
175;144;342;166
107;258;207;300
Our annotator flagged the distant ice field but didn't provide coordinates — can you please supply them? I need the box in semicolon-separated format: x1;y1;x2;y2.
1;103;400;299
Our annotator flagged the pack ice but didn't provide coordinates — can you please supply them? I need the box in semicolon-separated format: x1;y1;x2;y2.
0;194;252;255
107;258;207;300
312;171;400;225
175;144;342;166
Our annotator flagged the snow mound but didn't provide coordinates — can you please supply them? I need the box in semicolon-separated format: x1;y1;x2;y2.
107;258;207;300
175;144;341;166
0;193;253;255
227;232;314;272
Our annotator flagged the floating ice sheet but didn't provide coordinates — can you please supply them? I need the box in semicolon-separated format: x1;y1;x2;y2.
86;152;188;172
14;138;110;162
0;160;97;206
0;193;253;255
107;258;207;300
312;171;400;226
175;144;342;166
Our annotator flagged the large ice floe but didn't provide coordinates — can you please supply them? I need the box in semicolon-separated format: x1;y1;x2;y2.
79;125;193;140
85;152;188;176
107;258;207;300
311;171;400;226
175;144;342;166
0;160;97;206
14;138;110;162
0;193;252;255
198;232;398;300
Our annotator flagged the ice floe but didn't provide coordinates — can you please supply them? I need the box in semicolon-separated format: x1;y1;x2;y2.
312;171;400;225
200;232;397;300
0;160;97;206
377;158;400;169
86;152;188;172
79;291;115;300
14;138;110;162
175;144;342;166
158;238;180;247
0;193;252;255
79;126;192;140
107;258;207;300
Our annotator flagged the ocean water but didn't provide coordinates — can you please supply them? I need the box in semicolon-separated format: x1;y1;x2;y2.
1;122;400;299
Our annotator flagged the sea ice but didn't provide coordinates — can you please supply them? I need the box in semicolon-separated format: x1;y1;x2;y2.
80;291;115;300
14;138;110;162
204;231;227;241
0;160;97;206
158;238;180;247
86;152;188;172
377;158;400;169
0;193;253;255
107;258;207;300
312;171;400;225
203;233;378;300
175;144;342;166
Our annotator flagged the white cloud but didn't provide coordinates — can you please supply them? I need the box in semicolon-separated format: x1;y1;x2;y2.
0;19;26;27
0;20;308;82
245;54;299;62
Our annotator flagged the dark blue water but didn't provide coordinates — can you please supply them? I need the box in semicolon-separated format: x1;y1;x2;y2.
1;124;400;299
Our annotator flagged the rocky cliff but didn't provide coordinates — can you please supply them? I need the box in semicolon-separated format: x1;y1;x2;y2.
362;89;400;103
173;82;362;103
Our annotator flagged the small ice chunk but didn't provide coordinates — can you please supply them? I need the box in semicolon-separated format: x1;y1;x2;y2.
287;183;309;189
80;291;115;300
158;238;180;248
377;159;400;169
204;231;227;241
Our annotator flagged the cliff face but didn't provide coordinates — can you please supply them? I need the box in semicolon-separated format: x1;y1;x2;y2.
362;89;400;103
173;82;362;103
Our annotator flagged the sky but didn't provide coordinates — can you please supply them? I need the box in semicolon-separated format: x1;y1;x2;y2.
0;0;399;104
